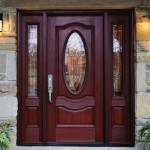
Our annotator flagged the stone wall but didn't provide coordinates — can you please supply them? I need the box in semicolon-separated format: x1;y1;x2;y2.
0;6;17;150
0;0;150;150
0;6;17;118
136;7;150;130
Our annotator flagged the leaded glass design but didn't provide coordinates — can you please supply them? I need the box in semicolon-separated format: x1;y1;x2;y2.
64;32;86;94
28;25;38;96
113;25;123;96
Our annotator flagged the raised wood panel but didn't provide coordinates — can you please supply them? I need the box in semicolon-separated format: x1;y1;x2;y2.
112;127;127;144
26;99;39;106
112;97;126;106
56;127;95;142
28;107;39;125
56;96;95;109
57;107;94;124
26;127;40;142
112;107;125;126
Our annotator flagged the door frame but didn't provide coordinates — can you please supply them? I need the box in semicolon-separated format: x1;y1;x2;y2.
17;10;135;146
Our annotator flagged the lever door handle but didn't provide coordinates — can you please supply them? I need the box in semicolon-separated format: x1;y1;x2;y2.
48;74;53;102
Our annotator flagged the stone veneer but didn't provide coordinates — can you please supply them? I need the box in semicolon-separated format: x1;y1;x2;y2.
136;8;150;123
0;0;150;149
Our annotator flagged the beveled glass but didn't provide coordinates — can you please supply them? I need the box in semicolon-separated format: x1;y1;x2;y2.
113;25;123;96
28;25;38;96
64;32;86;94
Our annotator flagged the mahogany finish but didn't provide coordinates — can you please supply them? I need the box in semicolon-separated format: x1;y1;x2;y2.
105;11;134;144
17;10;134;146
17;14;43;143
47;15;103;142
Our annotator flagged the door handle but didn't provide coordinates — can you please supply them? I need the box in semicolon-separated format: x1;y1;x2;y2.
48;74;53;103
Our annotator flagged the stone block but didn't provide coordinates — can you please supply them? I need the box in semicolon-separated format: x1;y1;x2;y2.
135;7;150;17
0;7;16;13
0;96;17;118
0;0;4;7
136;23;150;41
0;43;16;51
11;127;17;150
0;12;16;34
146;64;150;70
136;16;150;41
0;37;16;44
140;0;150;5
0;54;6;73
137;53;150;62
136;92;150;118
0;74;6;81
136;118;150;126
9;13;16;33
3;13;10;32
137;41;150;53
7;52;16;81
1;32;16;37
0;82;17;96
146;71;150;86
136;63;146;92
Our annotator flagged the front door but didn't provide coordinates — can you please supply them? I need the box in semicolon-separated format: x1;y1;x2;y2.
47;16;103;142
17;10;134;146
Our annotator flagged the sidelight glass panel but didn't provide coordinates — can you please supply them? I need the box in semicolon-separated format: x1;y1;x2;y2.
64;32;86;94
28;25;38;97
113;25;123;96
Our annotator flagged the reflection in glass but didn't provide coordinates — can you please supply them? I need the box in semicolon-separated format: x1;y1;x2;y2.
28;25;38;96
113;25;123;96
64;32;86;94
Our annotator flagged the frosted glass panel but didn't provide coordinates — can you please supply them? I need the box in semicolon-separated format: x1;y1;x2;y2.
113;25;123;96
64;32;86;94
28;25;38;97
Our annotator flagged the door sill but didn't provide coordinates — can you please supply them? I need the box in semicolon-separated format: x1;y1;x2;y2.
18;142;134;147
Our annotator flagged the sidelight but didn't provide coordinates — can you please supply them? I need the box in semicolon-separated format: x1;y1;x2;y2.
64;32;86;94
28;25;38;97
113;25;123;96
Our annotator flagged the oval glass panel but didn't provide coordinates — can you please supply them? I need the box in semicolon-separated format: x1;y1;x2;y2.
64;32;86;94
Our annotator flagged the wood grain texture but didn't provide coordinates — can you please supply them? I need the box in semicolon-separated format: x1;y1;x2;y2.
17;10;134;145
112;107;125;125
105;11;134;144
47;15;103;142
56;127;95;142
18;14;43;143
56;96;95;109
57;107;94;124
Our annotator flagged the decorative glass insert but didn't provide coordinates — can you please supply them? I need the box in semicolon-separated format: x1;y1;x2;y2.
113;25;123;96
64;32;86;94
28;25;38;96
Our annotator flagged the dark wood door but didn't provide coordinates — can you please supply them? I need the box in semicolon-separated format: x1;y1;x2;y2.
47;16;103;142
17;10;134;146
